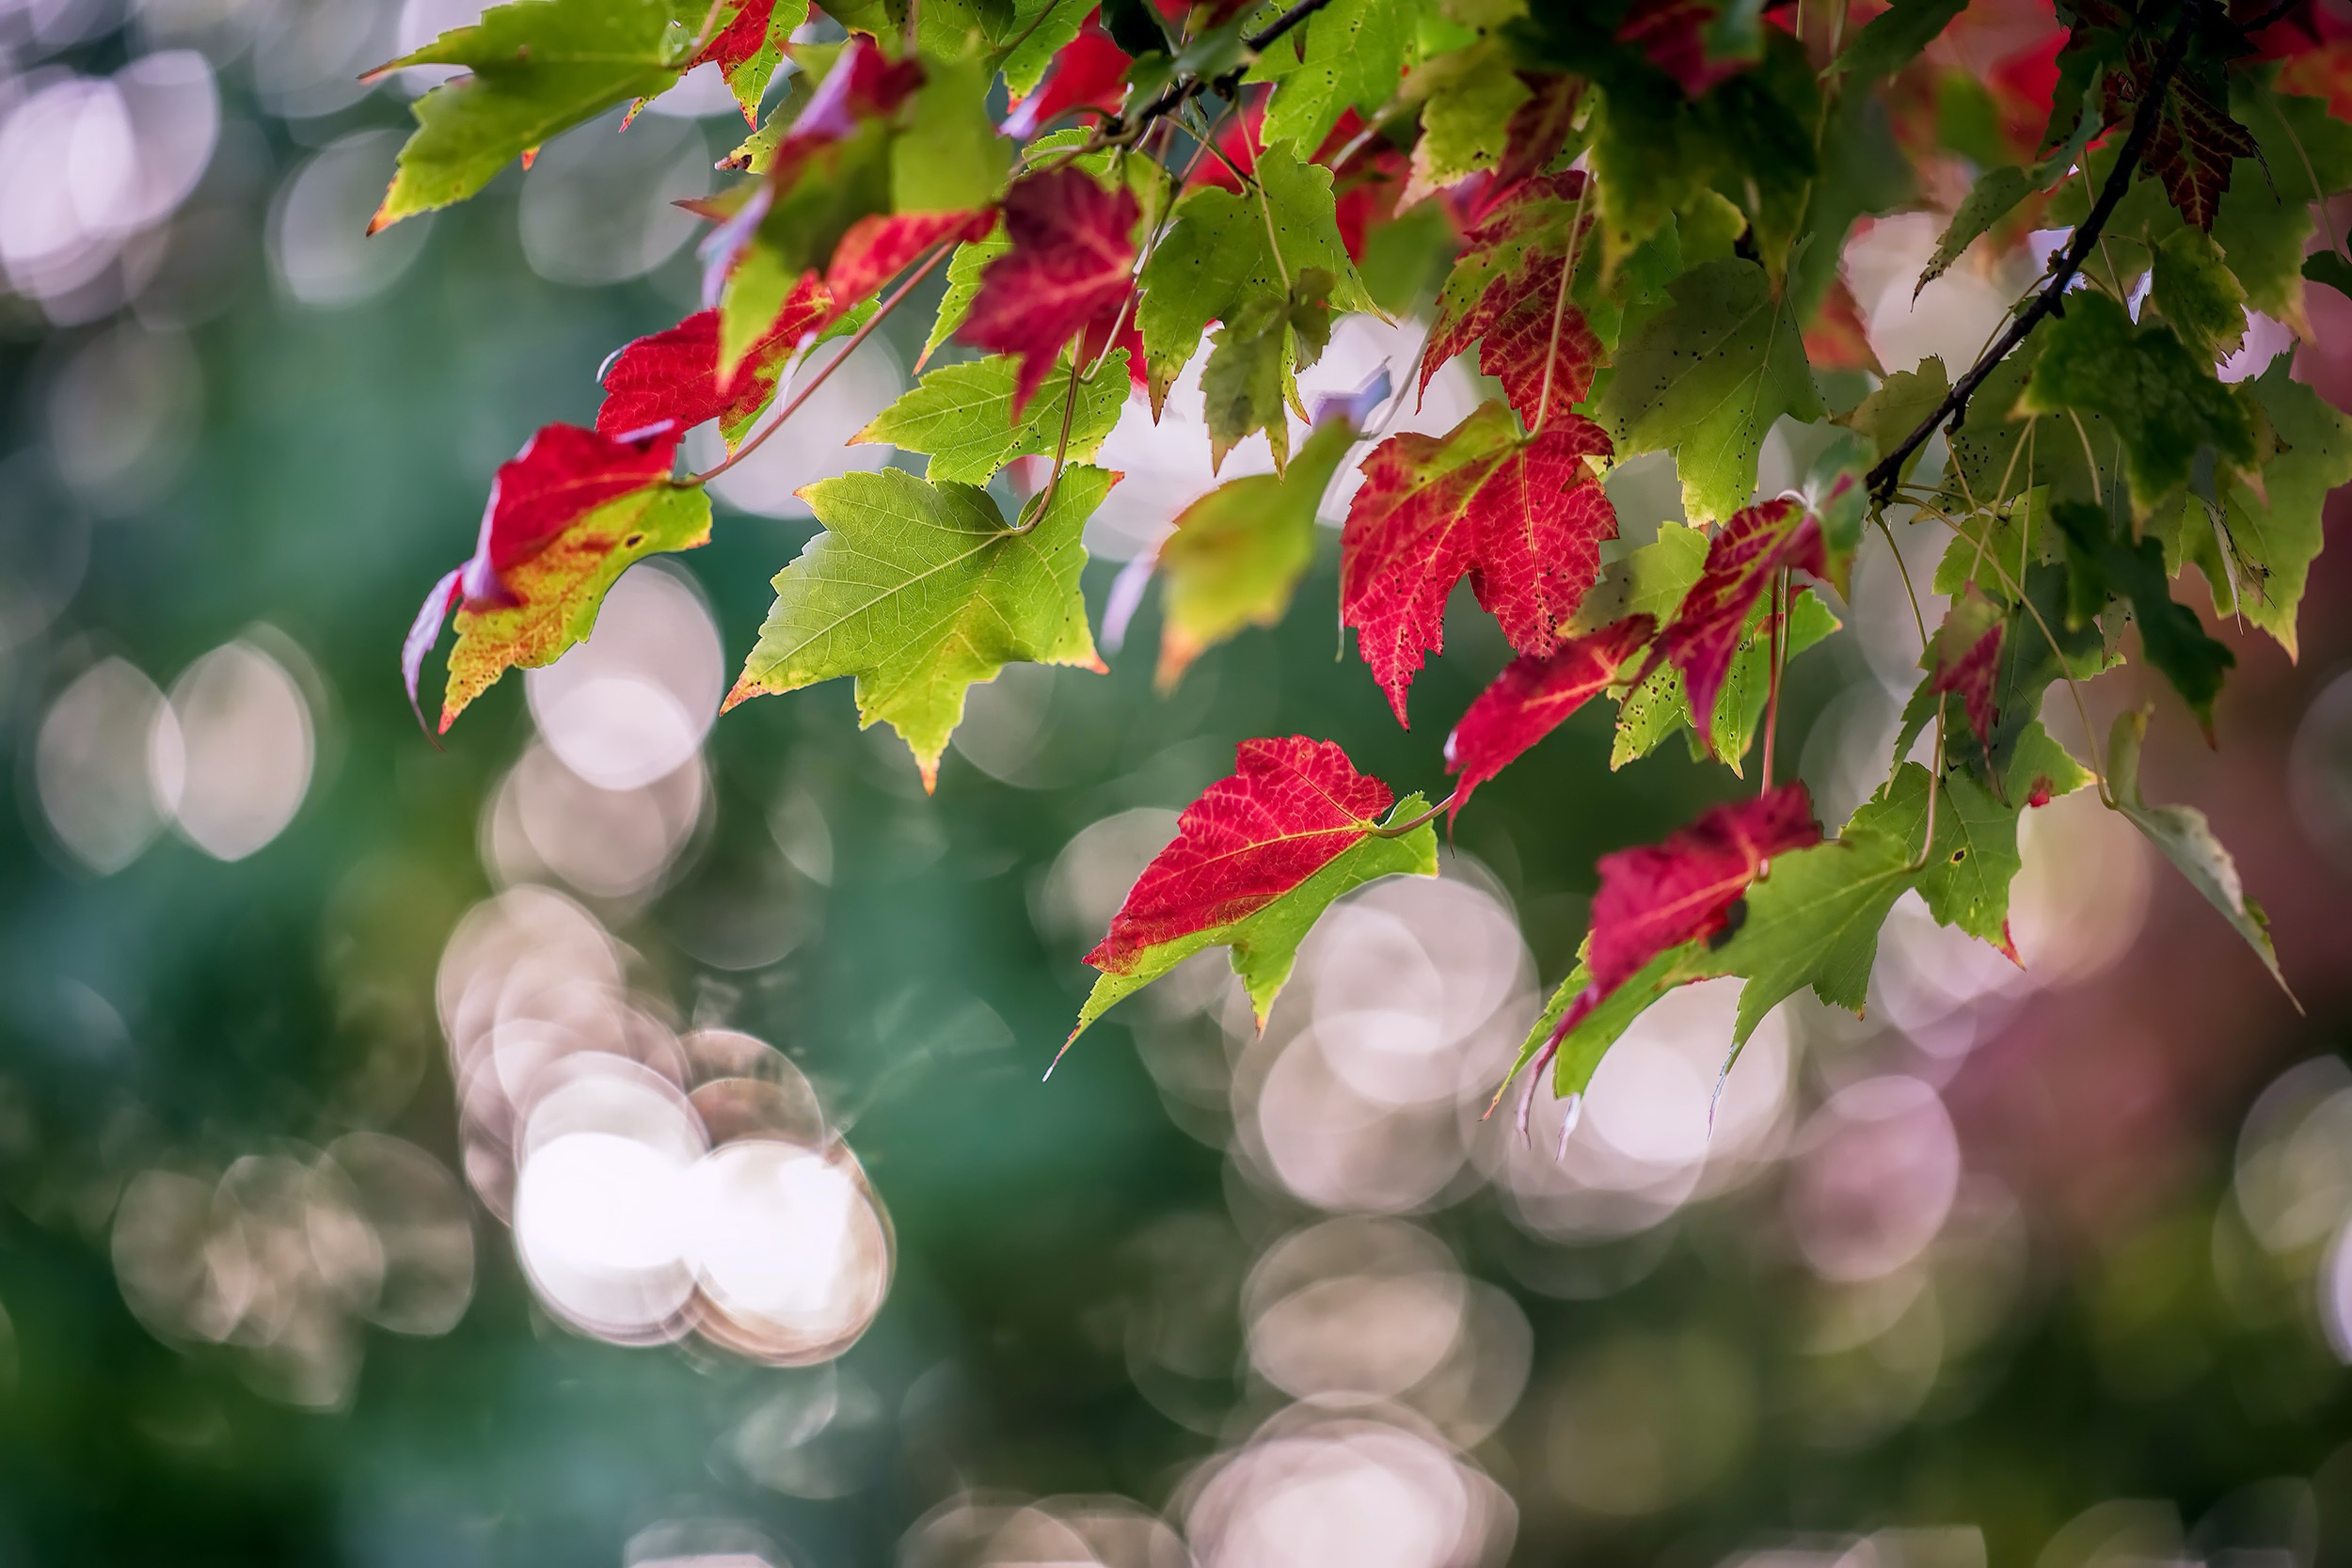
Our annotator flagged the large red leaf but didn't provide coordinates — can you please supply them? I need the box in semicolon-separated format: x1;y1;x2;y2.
1649;497;1828;754
1001;23;1133;138
402;422;679;726
595;273;832;445
1340;401;1618;724
1443;616;1654;820
1549;782;1822;1038
1086;736;1394;974
959;166;1141;415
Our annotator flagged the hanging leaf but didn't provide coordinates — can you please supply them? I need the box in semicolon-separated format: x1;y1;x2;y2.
2050;499;2234;739
2215;356;2352;660
1253;0;1414;156
1443;615;1654;820
596;275;833;450
1069;736;1438;1042
693;0;811;124
1422;170;1601;421
1340;401;1619;724
725;465;1116;789
1201;269;1335;473
1154;415;1359;689
1921;583;2006;752
854;349;1131;485
1001;22;1132;136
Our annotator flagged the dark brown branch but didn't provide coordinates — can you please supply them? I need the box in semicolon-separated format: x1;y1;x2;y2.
1865;4;2203;504
1104;0;1338;145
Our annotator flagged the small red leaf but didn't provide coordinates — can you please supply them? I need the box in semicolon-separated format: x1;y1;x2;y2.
826;207;994;313
691;0;779;123
402;422;679;730
1475;250;1605;424
959;166;1140;415
596;273;832;444
1481;74;1582;216
1444;616;1654;820
1086;736;1393;974
1649;497;1827;753
1553;782;1822;1037
1341;403;1618;724
1923;584;2005;752
1617;0;1756;97
1001;24;1132;138
1420;170;1596;414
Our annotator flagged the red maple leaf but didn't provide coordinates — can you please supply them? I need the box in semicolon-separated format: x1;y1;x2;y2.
826;207;995;315
1001;22;1133;138
596;273;832;444
402;422;678;726
1086;736;1393;974
1444;616;1654;820
1802;275;1883;374
1647;497;1828;755
1421;171;1600;421
1617;0;1758;97
764;33;925;188
1341;404;1618;724
1479;74;1583;219
1549;782;1822;1039
959;166;1141;414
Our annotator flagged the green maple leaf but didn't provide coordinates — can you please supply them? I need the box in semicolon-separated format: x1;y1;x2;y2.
2050;499;2233;736
1201;271;1334;473
1597;258;1821;524
1154;416;1356;688
1399;41;1530;206
1252;0;1414;156
1071;798;1439;1040
855;350;1130;485
1909;720;2094;954
1831;0;1967;78
923;221;1012;363
371;0;695;230
1509;942;1704;1109
1842;354;1949;483
1136;145;1377;409
999;0;1089;97
1917;167;2035;295
2213;356;2352;660
445;483;712;722
727;465;1114;788
2020;291;2255;518
1565;519;1710;635
2106;705;2290;995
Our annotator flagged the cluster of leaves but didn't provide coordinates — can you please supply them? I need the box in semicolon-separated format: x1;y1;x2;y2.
389;0;2352;1121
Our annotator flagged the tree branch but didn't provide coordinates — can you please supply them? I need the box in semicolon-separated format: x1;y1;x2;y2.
1865;3;2203;504
1105;0;1339;146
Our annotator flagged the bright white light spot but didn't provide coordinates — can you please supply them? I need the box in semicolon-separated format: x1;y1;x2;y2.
161;640;315;861
270;130;431;307
515;1132;698;1341
526;562;723;790
689;335;904;518
684;1140;892;1366
37;657;179;873
1187;1416;1507;1568
519;110;709;287
1788;1076;1960;1283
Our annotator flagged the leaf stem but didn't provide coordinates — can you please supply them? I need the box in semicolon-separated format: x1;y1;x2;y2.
1104;0;1339;147
688;241;955;486
1534;176;1591;432
1012;349;1091;533
1863;2;2203;504
1367;793;1455;838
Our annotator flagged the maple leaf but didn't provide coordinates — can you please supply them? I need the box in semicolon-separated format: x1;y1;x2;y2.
1921;584;2005;753
2105;35;2257;231
1069;736;1438;1042
1153;415;1358;689
1000;23;1132;138
691;0;811;124
1443;616;1654;821
1479;73;1583;216
1645;497;1830;756
595;274;832;450
725;465;1115;789
1340;401;1619;724
1201;269;1335;474
1597;258;1821;525
2216;356;2352;660
1422;170;1601;422
853;349;1131;485
768;32;925;182
959;166;1141;416
404;422;704;732
368;0;694;231
1250;0;1413;157
1545;783;1821;1045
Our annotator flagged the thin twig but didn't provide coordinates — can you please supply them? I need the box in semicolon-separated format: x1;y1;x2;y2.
1368;793;1456;838
1760;566;1787;790
1865;4;2204;504
689;243;954;485
1105;0;1340;147
1013;349;1091;533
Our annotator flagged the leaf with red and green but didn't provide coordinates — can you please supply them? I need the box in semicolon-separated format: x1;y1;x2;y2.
1534;781;1820;1053
1616;0;1763;98
1341;401;1620;724
1067;736;1439;1044
1645;495;1842;755
405;423;708;733
1922;582;2005;752
1443;615;1653;821
1001;20;1131;137
959;166;1141;415
692;0;811;124
596;272;832;450
826;206;996;314
1422;170;1603;424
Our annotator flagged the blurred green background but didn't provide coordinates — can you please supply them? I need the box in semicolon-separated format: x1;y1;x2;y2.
5;5;2352;1566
